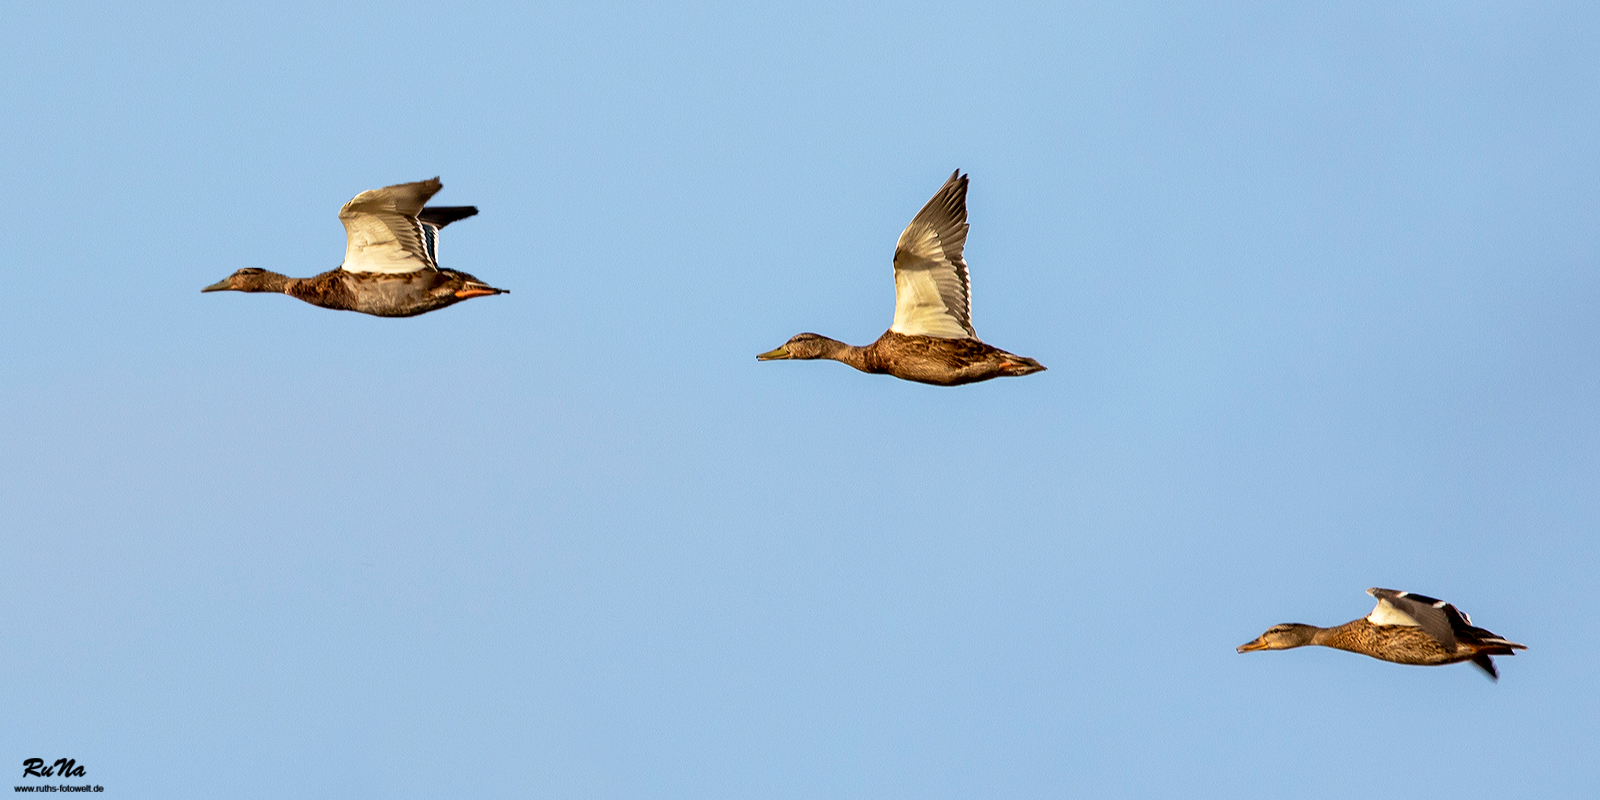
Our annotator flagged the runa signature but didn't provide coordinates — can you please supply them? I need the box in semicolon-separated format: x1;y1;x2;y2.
22;758;86;778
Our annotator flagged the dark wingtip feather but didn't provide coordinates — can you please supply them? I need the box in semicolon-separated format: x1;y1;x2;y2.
1470;653;1500;681
418;206;480;228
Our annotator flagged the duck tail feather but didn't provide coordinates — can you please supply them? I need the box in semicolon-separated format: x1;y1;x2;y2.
1465;626;1527;651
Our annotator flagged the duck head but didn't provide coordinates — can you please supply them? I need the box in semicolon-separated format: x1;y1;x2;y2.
758;332;837;360
203;268;290;293
1237;623;1319;653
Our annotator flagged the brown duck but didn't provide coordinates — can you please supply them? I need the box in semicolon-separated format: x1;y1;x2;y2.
202;178;506;317
1238;588;1527;680
757;171;1045;386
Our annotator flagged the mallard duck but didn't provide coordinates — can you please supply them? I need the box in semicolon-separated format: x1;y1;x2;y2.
757;171;1045;386
1238;588;1527;680
202;178;506;317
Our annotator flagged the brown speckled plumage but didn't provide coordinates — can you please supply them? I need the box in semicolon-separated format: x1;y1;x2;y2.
1316;618;1503;667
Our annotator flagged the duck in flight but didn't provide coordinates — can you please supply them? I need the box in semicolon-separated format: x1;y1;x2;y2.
1238;588;1527;680
202;177;506;317
757;171;1045;386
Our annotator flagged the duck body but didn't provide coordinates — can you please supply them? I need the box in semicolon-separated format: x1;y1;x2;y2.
758;171;1044;387
1302;618;1508;668
210;265;505;317
321;267;504;317
759;330;1044;386
203;178;506;318
1238;588;1526;680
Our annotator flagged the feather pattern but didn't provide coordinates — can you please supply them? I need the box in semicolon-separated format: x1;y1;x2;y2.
1367;588;1467;651
418;206;478;267
891;170;975;339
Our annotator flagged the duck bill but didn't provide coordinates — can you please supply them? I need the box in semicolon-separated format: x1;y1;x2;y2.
756;345;792;361
201;279;232;293
1236;638;1269;653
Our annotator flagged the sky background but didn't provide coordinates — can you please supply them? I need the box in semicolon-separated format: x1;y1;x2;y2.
3;2;1598;797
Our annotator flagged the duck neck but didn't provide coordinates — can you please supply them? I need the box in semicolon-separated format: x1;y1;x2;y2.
1310;621;1367;651
816;337;871;372
247;271;296;294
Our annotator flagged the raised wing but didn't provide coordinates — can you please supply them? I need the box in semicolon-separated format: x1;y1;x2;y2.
339;178;444;274
891;170;975;339
1366;588;1459;651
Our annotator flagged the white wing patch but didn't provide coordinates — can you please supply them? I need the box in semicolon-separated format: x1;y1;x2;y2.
341;214;432;273
1367;597;1422;627
892;267;971;338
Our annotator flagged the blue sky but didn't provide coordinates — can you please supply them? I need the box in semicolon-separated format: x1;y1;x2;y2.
3;2;1597;797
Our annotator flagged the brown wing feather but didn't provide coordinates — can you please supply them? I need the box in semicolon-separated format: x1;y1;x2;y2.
891;171;975;338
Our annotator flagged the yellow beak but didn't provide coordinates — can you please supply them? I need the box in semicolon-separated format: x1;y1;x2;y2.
756;345;791;361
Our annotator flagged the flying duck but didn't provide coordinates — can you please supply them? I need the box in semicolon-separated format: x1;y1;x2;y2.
1238;588;1527;680
202;177;506;317
757;171;1045;386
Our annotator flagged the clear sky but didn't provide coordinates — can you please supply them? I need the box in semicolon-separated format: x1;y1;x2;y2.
3;2;1597;797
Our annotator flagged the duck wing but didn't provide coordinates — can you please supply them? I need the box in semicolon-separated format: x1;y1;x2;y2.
339;178;446;274
1365;588;1459;651
891;170;976;339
